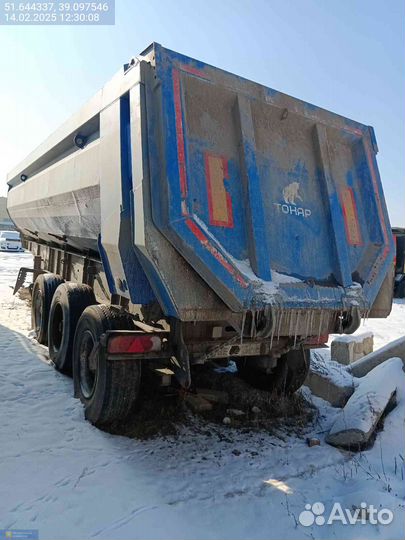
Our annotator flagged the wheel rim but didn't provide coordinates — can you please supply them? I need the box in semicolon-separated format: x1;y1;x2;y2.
79;330;98;399
50;303;64;352
33;290;43;335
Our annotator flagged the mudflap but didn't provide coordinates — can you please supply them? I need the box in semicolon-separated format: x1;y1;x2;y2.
13;266;46;295
368;265;395;318
169;318;191;388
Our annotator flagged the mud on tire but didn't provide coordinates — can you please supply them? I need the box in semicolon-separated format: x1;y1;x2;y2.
72;304;141;428
31;273;64;344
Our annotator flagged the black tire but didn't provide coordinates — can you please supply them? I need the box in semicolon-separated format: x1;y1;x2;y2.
72;305;141;428
31;273;64;344
236;347;310;395
396;278;405;299
342;308;361;335
48;283;96;375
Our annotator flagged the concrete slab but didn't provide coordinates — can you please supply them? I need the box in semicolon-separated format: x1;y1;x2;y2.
349;336;405;378
326;358;403;449
305;353;358;407
331;331;374;365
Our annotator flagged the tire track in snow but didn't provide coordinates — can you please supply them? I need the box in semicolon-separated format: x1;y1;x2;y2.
91;505;160;537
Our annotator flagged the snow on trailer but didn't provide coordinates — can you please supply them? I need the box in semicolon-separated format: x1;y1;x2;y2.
6;43;395;428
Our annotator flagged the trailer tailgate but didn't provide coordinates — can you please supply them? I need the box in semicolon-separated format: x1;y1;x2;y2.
146;45;393;312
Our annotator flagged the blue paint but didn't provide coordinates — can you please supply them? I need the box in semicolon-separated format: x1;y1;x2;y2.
187;144;248;261
346;170;355;188
135;249;179;317
368;126;379;153
97;234;117;295
118;92;156;305
237;94;272;281
140;44;394;311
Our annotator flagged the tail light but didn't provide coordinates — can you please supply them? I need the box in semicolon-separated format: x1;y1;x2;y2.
107;333;162;354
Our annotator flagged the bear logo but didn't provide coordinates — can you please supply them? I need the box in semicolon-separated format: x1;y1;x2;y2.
283;181;302;206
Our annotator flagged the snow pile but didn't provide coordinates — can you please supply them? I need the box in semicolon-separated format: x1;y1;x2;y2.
327;357;403;448
310;351;358;389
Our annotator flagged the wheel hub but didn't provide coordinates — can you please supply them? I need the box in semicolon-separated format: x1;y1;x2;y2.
79;330;98;399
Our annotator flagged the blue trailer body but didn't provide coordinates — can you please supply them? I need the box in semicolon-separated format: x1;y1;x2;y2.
5;43;396;409
143;44;393;314
7;43;394;322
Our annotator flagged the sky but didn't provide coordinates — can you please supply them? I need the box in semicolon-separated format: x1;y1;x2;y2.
0;0;403;226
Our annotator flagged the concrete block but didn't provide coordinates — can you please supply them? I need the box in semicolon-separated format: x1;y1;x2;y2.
305;370;356;407
363;335;373;355
349;336;405;378
331;332;374;365
331;340;355;365
326;358;402;449
305;354;358;407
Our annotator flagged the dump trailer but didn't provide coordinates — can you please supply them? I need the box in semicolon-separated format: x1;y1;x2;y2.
7;43;394;427
393;228;405;298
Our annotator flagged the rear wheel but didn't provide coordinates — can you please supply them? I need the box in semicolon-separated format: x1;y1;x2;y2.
396;278;405;299
31;274;64;344
72;305;141;428
236;348;310;395
48;283;96;375
342;308;361;334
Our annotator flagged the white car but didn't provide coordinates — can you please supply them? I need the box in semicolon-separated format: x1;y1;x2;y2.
0;230;24;252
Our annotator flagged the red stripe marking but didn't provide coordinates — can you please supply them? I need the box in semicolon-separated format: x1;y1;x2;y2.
173;67;246;289
185;219;248;288
343;126;363;137
205;152;234;228
172;69;188;201
179;64;209;79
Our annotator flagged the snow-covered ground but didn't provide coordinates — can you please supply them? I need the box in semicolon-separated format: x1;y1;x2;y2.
0;251;404;540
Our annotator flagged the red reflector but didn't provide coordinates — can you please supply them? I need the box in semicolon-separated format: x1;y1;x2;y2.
107;334;162;354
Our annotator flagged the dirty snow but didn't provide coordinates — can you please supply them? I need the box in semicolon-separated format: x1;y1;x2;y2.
0;251;404;540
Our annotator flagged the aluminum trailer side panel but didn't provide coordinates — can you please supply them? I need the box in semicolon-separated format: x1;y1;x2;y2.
7;58;240;321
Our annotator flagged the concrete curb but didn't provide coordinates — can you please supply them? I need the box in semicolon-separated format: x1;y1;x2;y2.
348;336;405;378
